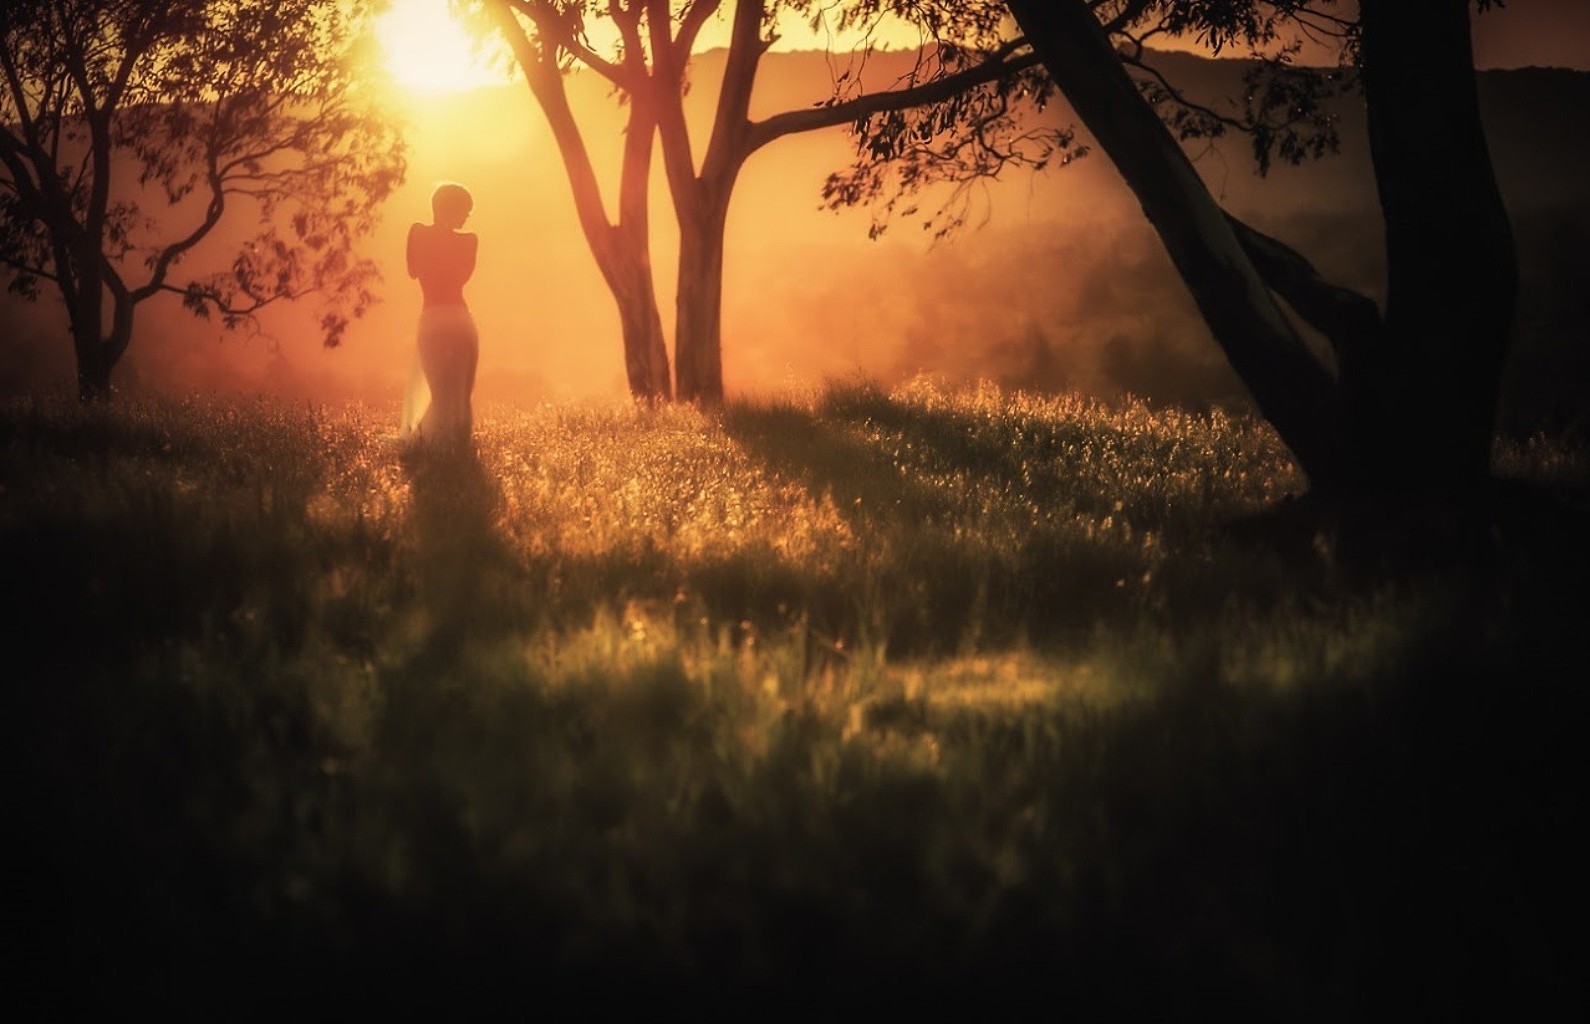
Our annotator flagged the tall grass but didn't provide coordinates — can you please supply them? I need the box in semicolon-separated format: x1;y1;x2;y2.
4;381;1584;1012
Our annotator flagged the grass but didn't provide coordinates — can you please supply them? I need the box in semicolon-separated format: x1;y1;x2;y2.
4;379;1586;1014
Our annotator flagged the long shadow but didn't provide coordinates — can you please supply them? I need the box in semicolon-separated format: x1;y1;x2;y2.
720;399;965;532
816;384;1216;534
720;396;1153;654
400;444;523;661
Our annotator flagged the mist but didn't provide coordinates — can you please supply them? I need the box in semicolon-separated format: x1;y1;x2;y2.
4;48;1586;434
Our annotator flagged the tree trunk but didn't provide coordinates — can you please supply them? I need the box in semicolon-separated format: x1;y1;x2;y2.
612;88;672;402
68;256;114;401
74;330;114;402
652;1;764;407
1355;0;1517;496
610;227;673;400
1007;0;1347;491
493;7;672;402
674;196;729;405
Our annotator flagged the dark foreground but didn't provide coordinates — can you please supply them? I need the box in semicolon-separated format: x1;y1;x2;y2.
4;384;1586;1014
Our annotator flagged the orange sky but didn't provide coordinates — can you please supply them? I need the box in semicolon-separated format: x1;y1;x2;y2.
8;1;1578;402
375;0;1590;99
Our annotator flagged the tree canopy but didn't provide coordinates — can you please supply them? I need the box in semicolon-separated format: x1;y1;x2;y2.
0;0;405;397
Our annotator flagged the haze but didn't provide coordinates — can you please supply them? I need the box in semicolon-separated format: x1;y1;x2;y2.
2;2;1586;428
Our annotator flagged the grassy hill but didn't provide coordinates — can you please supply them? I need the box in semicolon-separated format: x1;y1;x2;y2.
6;384;1586;1011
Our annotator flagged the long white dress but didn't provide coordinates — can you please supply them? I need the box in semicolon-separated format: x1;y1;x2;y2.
399;350;429;439
400;305;479;445
401;219;478;446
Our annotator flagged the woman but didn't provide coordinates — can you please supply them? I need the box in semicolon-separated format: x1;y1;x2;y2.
400;182;479;449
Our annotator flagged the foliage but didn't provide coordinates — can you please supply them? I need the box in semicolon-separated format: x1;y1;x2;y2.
0;0;404;376
827;1;1357;236
5;384;1586;1007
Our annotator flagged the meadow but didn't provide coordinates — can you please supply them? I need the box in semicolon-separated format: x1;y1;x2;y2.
5;380;1585;1013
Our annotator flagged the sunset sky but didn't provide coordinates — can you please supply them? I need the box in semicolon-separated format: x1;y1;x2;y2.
17;0;1574;402
350;0;1590;405
374;0;1590;98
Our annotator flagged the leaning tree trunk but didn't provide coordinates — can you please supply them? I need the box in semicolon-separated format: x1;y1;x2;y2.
673;192;730;405
1007;0;1348;492
1355;0;1517;496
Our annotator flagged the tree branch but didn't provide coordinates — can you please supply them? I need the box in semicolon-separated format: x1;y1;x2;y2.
1121;53;1248;131
676;0;723;59
0;251;59;283
647;0;703;203
503;0;630;87
1224;211;1381;361
1102;0;1156;34
131;148;225;303
700;0;765;176
746;48;1041;153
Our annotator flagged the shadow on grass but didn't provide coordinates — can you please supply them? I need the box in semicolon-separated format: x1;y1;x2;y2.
720;395;1245;655
400;444;522;658
6;396;1586;1014
720;399;964;529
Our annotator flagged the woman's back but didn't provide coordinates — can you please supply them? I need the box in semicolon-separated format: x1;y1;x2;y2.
407;222;477;308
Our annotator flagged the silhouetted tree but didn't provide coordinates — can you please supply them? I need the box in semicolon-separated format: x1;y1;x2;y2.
484;0;673;399
484;1;1047;404
853;0;1516;500
649;0;1057;403
0;0;405;400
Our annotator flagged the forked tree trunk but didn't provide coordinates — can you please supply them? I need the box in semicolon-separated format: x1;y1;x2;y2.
1355;0;1517;496
1010;0;1517;502
652;0;763;408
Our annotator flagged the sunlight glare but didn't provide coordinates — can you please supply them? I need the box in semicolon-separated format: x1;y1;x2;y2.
377;0;505;95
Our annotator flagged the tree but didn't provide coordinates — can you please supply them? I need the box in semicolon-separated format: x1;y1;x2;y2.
484;0;672;400
0;0;404;400
484;0;1048;404
646;0;1054;402
862;0;1514;500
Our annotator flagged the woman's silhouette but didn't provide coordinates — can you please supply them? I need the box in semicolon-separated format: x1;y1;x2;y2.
400;182;479;449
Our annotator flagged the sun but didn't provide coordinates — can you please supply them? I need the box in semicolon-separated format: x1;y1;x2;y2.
376;0;506;95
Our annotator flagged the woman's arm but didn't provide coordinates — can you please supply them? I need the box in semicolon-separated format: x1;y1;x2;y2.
460;233;478;284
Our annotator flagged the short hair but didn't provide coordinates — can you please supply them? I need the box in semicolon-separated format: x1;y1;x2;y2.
431;182;473;222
